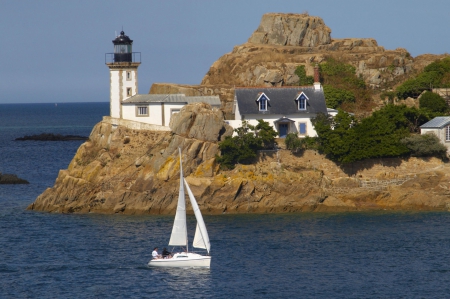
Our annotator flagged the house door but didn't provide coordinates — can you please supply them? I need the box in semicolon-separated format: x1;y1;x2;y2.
279;123;288;138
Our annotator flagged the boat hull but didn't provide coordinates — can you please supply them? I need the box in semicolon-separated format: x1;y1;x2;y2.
148;253;211;268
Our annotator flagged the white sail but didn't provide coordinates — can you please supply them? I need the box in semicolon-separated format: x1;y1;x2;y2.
168;149;187;247
184;178;211;254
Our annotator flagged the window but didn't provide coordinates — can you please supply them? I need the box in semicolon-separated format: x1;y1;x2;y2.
446;125;450;141
127;88;132;96
296;92;308;110
137;106;148;116
256;93;269;111
259;99;267;111
171;109;180;115
126;71;132;81
298;95;306;110
299;123;307;135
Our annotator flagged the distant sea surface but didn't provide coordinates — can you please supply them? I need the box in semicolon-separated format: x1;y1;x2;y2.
1;102;450;298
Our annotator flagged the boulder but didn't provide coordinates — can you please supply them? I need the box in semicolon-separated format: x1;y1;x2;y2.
248;13;331;47
169;102;233;142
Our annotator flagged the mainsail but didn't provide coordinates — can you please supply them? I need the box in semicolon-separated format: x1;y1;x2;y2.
168;149;187;247
184;178;211;254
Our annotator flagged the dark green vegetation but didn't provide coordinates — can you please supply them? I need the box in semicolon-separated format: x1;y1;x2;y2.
400;134;448;159
216;120;278;169
318;58;373;112
285;133;319;153
312;105;447;163
396;57;450;99
419;91;449;115
294;65;314;86
218;58;450;169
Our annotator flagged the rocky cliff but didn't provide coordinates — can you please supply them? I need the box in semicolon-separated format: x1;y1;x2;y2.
150;13;449;116
29;103;450;214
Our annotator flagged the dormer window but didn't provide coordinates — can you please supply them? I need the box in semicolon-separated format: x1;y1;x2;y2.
296;92;308;110
256;92;270;111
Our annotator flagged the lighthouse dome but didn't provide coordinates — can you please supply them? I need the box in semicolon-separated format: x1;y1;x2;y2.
113;31;133;45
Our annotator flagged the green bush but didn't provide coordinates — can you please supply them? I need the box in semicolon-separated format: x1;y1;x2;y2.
216;120;277;169
323;85;356;108
312;106;415;163
295;65;314;86
419;91;449;114
285;133;303;152
400;133;448;159
396;57;450;99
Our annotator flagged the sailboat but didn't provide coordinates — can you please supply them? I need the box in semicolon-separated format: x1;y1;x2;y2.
148;148;211;268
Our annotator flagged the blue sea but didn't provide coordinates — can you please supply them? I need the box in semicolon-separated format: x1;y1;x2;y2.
1;102;450;298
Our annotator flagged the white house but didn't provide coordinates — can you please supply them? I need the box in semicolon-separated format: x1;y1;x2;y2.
106;31;221;127
420;116;450;153
121;94;221;126
229;66;328;137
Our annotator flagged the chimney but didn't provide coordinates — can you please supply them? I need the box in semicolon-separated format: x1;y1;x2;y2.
313;63;321;90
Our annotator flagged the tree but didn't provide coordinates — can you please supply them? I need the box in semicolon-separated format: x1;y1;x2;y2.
419;91;449;114
312;106;414;163
216;120;277;169
254;119;278;149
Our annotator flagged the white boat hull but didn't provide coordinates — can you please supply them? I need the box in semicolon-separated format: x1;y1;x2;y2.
148;252;211;268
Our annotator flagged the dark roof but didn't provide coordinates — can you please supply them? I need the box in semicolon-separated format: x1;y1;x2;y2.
420;116;450;129
235;86;328;116
122;94;221;106
274;117;295;123
113;31;133;45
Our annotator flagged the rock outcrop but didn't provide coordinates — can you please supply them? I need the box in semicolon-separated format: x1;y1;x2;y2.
15;133;88;141
248;13;331;47
149;13;449;116
0;173;29;184
28;103;450;214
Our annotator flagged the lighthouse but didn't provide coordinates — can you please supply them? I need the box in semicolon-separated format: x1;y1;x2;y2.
106;31;141;118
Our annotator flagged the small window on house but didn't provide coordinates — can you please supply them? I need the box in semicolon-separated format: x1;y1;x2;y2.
127;88;132;96
299;123;307;135
171;109;180;115
137;106;148;116
256;93;269;111
259;99;267;111
126;71;131;81
446;125;450;141
298;95;306;110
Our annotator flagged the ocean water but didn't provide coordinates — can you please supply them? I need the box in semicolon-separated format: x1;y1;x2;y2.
1;102;450;298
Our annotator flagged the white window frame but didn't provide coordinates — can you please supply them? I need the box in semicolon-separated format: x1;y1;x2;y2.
127;87;132;96
126;71;132;81
136;106;149;117
296;92;308;110
256;93;270;111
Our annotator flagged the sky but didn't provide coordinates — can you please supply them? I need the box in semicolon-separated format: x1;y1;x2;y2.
1;0;449;104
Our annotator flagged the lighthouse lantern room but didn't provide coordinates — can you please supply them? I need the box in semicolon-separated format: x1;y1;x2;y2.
106;31;141;119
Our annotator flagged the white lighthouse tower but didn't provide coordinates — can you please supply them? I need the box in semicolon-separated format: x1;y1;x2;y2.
106;31;141;118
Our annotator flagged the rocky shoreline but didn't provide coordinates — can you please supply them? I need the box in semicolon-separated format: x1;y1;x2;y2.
28;103;450;215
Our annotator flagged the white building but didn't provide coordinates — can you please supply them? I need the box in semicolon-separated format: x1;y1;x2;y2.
420;116;450;153
106;31;221;127
228;66;328;137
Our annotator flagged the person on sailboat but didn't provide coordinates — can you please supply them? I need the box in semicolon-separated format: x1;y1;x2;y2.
152;247;161;259
162;248;172;259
